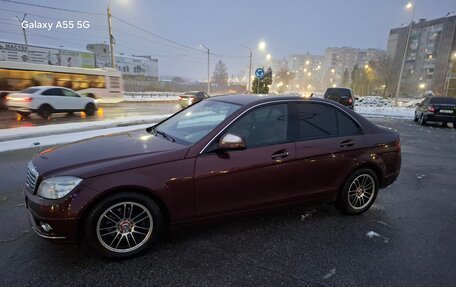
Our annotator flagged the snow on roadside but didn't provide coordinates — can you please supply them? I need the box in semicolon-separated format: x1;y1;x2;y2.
0;114;171;140
0;123;154;153
356;106;415;119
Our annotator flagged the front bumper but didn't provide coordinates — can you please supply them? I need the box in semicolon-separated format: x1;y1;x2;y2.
25;191;80;243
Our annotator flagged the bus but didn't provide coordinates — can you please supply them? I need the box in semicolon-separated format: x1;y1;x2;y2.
0;61;124;103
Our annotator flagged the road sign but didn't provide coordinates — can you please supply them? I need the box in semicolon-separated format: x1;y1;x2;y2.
255;68;265;79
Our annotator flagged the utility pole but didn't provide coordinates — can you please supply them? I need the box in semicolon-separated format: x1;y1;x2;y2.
242;45;253;93
395;3;415;104
201;44;210;94
107;3;116;68
16;14;30;63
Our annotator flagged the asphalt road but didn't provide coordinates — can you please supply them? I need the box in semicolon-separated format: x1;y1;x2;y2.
0;118;455;286
0;102;180;129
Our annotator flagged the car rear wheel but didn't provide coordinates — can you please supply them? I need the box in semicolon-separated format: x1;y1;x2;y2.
413;112;418;122
84;192;163;258
37;104;53;118
418;114;426;125
336;168;378;215
84;103;96;116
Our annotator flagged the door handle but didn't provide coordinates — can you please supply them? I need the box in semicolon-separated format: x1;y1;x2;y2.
271;150;290;160
340;139;355;148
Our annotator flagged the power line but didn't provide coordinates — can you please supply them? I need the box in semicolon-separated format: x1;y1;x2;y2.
1;0;104;16
112;16;204;54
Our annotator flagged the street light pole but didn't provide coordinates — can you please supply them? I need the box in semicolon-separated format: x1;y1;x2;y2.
16;14;30;63
107;2;116;68
395;2;415;104
201;44;210;94
242;46;253;93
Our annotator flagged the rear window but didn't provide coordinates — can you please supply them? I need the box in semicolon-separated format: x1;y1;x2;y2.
324;88;352;98
430;97;456;105
20;88;39;94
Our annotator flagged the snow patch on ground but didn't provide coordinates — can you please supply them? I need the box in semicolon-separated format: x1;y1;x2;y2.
0;123;153;153
356;106;415;119
0;114;170;141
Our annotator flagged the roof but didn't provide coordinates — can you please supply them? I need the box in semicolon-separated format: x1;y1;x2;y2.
208;94;302;105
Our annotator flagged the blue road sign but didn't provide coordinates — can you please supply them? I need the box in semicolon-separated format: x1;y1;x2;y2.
255;68;265;79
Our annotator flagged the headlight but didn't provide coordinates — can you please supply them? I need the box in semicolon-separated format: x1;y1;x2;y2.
37;176;82;199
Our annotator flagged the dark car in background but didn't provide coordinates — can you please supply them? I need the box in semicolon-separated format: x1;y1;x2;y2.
179;91;210;108
414;96;456;126
324;88;355;109
25;95;401;258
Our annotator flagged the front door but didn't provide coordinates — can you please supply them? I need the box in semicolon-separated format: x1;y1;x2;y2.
194;103;295;217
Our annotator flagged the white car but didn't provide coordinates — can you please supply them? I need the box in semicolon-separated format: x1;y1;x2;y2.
6;86;98;118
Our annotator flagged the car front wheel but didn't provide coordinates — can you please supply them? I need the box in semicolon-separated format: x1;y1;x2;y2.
84;103;96;116
84;192;163;258
336;168;379;215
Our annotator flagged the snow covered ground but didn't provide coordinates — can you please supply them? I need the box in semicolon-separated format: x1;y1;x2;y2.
355;106;415;119
0;114;171;141
0;123;154;153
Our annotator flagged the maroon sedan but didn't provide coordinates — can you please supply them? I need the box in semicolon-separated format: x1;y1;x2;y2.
25;95;401;258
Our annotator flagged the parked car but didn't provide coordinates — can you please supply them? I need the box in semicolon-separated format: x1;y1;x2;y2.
324;87;355;109
25;95;401;258
5;86;98;118
179;91;210;108
414;96;456;126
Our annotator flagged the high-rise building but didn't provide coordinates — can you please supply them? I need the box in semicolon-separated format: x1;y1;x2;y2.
387;15;456;96
322;47;385;88
288;53;324;90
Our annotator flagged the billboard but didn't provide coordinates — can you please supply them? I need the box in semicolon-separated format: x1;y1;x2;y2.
116;56;158;77
0;41;60;65
0;41;95;68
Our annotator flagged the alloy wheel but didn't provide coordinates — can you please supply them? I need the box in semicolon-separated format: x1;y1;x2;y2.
96;201;153;253
347;174;375;210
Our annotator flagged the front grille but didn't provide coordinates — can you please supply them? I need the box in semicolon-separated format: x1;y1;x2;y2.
26;161;39;194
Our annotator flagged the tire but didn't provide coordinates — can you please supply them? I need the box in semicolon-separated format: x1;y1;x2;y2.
84;103;96;116
418;114;426;126
336;168;379;215
84;192;163;258
17;112;31;117
442;122;448;128
37;104;53;118
413;112;418;122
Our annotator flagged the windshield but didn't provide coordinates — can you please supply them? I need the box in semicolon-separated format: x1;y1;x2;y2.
154;100;241;145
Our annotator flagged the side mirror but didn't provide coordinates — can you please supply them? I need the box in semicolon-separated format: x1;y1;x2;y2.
218;133;246;150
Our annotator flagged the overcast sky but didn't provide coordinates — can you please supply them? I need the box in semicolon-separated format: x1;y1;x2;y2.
1;0;455;80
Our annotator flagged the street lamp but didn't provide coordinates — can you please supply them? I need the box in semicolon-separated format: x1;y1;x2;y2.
243;41;267;93
266;54;271;61
395;1;415;104
200;44;210;94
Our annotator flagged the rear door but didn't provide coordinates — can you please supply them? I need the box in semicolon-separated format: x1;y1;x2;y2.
194;103;296;216
40;88;65;110
291;102;365;199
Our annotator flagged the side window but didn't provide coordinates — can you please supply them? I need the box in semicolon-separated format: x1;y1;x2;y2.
41;88;63;96
227;104;288;148
296;103;337;140
420;98;430;107
62;89;79;97
337;111;362;136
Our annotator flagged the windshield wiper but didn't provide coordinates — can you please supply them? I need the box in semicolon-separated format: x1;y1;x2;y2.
147;126;175;142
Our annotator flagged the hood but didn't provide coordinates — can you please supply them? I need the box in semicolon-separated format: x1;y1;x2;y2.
32;129;189;178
